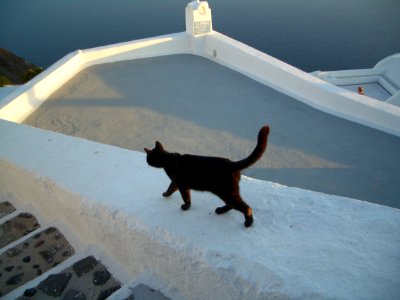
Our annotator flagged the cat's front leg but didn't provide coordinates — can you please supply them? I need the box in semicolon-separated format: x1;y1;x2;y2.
163;181;178;197
179;188;191;211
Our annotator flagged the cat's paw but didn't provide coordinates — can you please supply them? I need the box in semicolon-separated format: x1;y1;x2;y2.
181;203;191;211
244;216;253;227
215;207;224;214
163;192;171;197
215;206;231;214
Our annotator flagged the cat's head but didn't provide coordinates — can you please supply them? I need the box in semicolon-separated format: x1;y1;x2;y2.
144;141;166;168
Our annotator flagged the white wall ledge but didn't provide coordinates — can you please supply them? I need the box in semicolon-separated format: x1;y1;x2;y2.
1;119;399;299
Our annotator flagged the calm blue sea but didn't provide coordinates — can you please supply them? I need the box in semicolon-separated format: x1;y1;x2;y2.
1;0;399;72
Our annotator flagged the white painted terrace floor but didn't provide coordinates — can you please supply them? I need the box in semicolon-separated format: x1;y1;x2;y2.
23;54;400;209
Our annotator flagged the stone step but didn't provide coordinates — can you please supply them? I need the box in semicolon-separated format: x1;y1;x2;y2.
1;201;171;299
0;201;16;218
0;211;40;248
124;284;171;300
0;226;75;297
17;255;121;299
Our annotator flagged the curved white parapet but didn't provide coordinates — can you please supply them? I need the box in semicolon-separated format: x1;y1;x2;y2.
375;52;400;72
376;53;400;105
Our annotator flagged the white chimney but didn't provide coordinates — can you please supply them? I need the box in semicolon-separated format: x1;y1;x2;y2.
185;1;213;37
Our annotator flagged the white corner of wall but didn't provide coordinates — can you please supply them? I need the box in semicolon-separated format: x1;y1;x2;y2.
0;32;194;124
0;50;85;123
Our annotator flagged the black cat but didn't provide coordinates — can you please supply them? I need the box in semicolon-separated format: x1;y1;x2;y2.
144;126;270;227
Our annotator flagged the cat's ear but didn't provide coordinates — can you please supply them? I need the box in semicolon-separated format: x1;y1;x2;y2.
155;141;164;150
144;148;151;154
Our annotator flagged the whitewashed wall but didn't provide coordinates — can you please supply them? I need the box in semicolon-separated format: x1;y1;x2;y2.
1;119;399;300
0;32;191;123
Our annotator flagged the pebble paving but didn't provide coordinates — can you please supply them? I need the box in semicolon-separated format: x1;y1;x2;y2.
0;201;16;218
0;212;40;248
0;201;171;299
0;225;75;296
17;255;121;299
125;284;171;300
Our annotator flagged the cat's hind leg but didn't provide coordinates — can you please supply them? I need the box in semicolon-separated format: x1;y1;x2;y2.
243;206;253;227
226;194;253;227
163;181;178;197
179;188;191;211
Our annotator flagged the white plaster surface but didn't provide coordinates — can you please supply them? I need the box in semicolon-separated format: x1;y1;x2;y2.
1;119;400;299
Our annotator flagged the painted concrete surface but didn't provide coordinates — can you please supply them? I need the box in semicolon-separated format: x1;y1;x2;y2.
23;54;400;208
1;119;399;299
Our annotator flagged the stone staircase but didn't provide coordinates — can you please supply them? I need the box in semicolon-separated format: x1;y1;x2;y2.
0;201;170;300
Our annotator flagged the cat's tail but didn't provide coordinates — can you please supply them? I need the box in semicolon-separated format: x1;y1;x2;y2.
231;126;270;171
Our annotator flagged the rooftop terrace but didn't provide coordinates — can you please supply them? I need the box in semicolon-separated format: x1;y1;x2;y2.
23;54;400;208
1;1;399;298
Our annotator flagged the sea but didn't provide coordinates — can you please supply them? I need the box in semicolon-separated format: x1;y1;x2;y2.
1;0;399;72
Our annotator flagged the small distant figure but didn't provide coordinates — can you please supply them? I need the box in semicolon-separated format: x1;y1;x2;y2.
357;86;365;95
